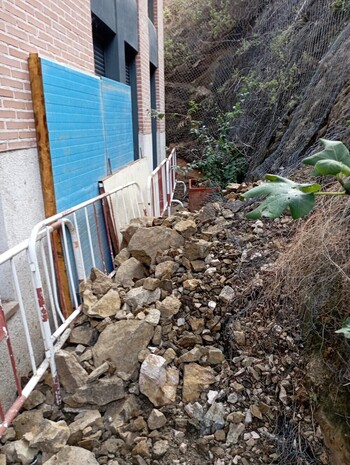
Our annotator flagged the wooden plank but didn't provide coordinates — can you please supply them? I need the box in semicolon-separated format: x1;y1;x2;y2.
28;53;72;318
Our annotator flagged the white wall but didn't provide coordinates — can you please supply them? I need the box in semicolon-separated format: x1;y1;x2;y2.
0;147;46;409
157;130;166;165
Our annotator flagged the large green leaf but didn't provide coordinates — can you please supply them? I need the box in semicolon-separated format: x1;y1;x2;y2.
303;139;350;176
241;175;321;219
335;318;350;339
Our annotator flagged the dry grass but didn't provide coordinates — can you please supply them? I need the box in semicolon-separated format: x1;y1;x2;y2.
268;194;350;382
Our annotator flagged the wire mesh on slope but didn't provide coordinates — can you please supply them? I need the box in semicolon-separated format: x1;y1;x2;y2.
165;0;350;176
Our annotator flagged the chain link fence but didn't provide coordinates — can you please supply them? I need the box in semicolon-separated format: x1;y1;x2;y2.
164;0;350;176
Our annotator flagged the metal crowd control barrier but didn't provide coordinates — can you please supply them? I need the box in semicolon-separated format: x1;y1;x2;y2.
147;148;186;216
0;182;145;437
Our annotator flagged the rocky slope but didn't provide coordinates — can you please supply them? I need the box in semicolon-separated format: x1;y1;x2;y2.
165;0;350;177
0;189;331;465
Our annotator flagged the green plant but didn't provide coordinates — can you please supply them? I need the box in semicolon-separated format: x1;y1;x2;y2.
332;0;350;11
335;318;350;338
189;106;247;188
242;139;350;219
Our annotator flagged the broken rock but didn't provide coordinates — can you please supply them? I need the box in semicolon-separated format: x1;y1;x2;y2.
55;350;88;394
184;239;211;261
182;364;216;403
104;395;141;433
43;446;99;465
68;410;103;444
93;320;154;377
139;354;179;406
2;440;38;465
157;296;181;319
147;409;167;430
90;268;113;297
115;257;147;287
64;376;125;407
86;289;121;319
174;219;197;238
24;419;70;454
154;261;179;279
125;287;161;312
128;227;184;265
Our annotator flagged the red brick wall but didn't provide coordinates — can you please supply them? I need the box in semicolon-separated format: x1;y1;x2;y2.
154;0;165;134
0;0;94;153
136;0;152;136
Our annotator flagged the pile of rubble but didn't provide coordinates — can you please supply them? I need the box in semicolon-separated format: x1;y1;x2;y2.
0;185;327;465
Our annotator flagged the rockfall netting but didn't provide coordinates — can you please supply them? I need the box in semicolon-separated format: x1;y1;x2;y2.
164;0;350;177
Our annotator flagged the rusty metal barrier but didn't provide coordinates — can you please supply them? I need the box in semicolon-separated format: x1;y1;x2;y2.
0;182;145;437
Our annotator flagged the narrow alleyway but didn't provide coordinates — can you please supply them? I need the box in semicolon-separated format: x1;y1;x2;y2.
1;185;327;465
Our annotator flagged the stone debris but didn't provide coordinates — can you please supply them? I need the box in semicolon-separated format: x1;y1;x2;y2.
0;194;328;465
139;355;179;406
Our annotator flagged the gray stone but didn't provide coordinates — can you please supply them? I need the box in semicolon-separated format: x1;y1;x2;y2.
219;285;235;303
42;446;99;465
86;289;121;319
184;402;204;422
115;257;147;287
128;227;185;265
93;320;154;377
2;440;38;465
182;364;216;403
156;296;181;319
55;350;88;394
154;261;179;279
121;216;155;245
226;423;245;445
147;409;167;430
177;347;205;364
104;395;141;433
68;325;98;346
152;440;169;458
24;419;69;454
68;410;103;444
183;240;211;261
125;287;161;312
139;355;179;406
145;309;161;326
64;376;125;407
203;402;225;434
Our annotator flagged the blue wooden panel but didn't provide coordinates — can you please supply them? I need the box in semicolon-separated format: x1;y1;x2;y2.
101;77;134;172
41;58;107;212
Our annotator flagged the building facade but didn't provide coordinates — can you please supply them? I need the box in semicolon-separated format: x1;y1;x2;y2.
0;0;165;403
0;0;165;275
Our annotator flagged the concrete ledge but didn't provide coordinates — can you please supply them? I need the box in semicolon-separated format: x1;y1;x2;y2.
2;301;19;320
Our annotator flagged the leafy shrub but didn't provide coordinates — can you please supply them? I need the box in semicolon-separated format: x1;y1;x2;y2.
189;107;247;188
